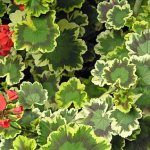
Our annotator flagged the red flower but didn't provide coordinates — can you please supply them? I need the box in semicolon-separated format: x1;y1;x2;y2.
0;119;10;128
0;25;13;56
19;4;25;11
0;94;6;111
6;90;18;101
13;106;24;114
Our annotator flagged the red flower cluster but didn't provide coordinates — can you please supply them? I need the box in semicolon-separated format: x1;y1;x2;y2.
0;25;13;56
0;90;23;128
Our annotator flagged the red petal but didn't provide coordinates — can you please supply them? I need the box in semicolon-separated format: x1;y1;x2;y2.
0;94;6;111
0;119;10;128
6;90;18;101
19;4;25;11
0;25;9;33
0;50;9;56
13;106;24;114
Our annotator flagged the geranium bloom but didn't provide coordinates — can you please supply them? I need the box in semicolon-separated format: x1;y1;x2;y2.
6;90;18;101
0;90;23;129
0;119;10;128
13;106;24;114
0;94;6;111
0;25;13;56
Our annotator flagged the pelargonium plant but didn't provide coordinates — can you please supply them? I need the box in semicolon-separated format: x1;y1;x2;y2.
0;0;150;149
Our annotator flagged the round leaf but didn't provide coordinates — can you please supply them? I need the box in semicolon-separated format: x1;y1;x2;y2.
18;81;48;109
13;11;60;53
55;77;88;109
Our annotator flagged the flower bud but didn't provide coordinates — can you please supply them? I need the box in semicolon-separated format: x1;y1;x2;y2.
6;90;18;101
13;106;24;114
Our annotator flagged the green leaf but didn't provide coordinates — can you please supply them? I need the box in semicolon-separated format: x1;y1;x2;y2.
37;116;66;146
56;0;85;13
137;2;150;25
126;29;150;57
132;56;150;86
55;77;88;109
112;89;141;113
18;108;40;126
91;59;108;87
103;58;137;89
0;139;13;150
110;107;142;138
14;0;54;17
97;0;127;23
131;20;149;34
0;55;25;85
124;115;150;150
95;30;124;56
33;20;87;72
9;10;26;28
0;122;21;139
2;0;10;3
69;10;88;28
42;125;111;150
54;108;78;124
106;45;129;60
13;11;60;53
18;81;48;109
69;10;88;37
0;0;7;17
13;135;37;150
76;98;114;141
106;5;132;30
135;85;150;111
82;2;100;37
82;77;107;98
36;71;59;104
111;136;125;150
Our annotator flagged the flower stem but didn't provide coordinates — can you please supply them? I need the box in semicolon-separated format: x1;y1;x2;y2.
133;0;143;16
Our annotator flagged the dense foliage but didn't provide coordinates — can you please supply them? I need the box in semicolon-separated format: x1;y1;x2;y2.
0;0;150;149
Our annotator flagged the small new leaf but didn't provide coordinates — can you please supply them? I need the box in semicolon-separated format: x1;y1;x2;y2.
112;89;141;113
55;77;88;109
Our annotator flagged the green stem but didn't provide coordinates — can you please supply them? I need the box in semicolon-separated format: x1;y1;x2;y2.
100;86;116;99
133;0;143;16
